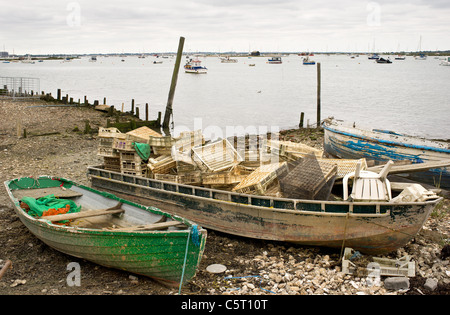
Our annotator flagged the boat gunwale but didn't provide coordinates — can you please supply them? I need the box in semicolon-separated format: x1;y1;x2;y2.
87;166;442;218
4;175;206;236
323;123;450;154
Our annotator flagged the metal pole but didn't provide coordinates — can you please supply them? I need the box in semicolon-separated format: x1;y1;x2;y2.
163;36;185;129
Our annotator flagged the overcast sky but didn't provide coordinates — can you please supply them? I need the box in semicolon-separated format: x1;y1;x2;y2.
1;0;449;55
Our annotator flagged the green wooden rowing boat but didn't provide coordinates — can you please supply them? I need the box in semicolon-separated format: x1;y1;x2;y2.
4;176;207;287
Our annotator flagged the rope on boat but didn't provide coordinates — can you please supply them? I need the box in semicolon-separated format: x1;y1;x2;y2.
191;225;200;247
178;227;192;295
178;225;201;294
338;213;350;263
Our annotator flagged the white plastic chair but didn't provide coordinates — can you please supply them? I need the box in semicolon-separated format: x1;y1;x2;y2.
343;160;394;201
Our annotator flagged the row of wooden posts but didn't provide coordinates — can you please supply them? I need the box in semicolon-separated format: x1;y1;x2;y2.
49;36;322;133
53;88;162;127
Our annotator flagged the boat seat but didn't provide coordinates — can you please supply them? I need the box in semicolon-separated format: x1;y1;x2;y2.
343;160;394;201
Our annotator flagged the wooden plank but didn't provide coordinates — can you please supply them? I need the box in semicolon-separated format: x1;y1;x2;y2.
112;221;185;232
40;208;124;222
367;159;450;174
13;187;83;200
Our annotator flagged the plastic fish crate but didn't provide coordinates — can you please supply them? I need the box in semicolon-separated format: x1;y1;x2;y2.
192;139;242;172
265;139;323;158
97;146;120;158
152;146;172;156
148;135;177;147
120;151;142;163
178;171;203;185
154;173;179;183
121;160;147;172
126;126;162;143
232;162;287;195
121;169;147;177
176;160;198;173
317;158;367;179
148;155;176;174
202;167;252;186
103;157;121;172
278;156;337;200
113;138;135;151
342;248;415;277
98;127;127;139
97;136;120;157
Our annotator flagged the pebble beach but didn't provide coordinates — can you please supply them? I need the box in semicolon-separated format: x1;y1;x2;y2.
0;98;449;296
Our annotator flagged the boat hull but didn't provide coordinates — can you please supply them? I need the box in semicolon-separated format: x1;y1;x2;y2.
87;167;441;255
323;121;450;189
4;176;207;287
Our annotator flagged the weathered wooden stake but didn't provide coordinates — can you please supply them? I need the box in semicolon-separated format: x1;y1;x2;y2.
299;112;304;128
103;97;106;105
57;89;61;101
145;103;149;121
84;121;91;134
135;106;140;119
163;36;185;129
317;62;321;127
131;99;135;115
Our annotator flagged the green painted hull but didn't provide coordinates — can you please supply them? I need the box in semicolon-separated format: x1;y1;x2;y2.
4;176;207;287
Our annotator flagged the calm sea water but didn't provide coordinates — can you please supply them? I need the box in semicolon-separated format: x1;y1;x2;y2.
1;54;449;140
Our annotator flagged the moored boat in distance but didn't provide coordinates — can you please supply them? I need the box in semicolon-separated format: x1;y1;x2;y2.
4;175;207;287
184;58;207;73
267;56;282;64
220;56;238;63
415;53;427;60
376;57;392;64
440;56;450;66
302;56;316;65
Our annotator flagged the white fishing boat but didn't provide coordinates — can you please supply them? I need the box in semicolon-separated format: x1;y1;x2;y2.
184;58;207;74
440;57;450;66
302;56;316;65
267;56;282;64
21;55;35;64
220;56;238;63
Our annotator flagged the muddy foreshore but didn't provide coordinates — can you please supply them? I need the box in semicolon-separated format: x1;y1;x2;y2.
0;99;449;296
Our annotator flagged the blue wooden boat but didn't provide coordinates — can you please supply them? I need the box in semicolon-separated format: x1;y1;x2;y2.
323;119;450;189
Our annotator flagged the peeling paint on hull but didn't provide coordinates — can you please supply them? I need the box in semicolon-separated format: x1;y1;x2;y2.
323;121;450;189
88;167;441;255
4;176;207;287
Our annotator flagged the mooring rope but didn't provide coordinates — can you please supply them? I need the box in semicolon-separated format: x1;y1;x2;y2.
178;227;192;295
338;212;350;263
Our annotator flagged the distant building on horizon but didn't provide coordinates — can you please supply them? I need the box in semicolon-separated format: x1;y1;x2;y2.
0;51;8;57
250;51;260;56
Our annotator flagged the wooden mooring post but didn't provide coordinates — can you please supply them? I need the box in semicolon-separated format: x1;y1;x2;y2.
163;36;185;129
299;112;304;128
316;62;321;127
